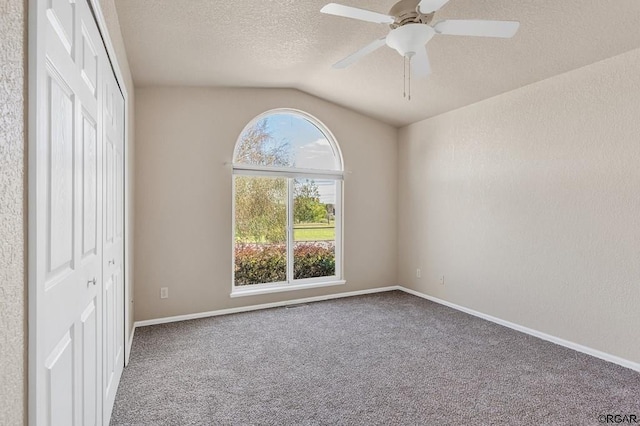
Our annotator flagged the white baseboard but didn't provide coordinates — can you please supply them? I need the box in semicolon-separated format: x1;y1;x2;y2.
129;284;638;373
397;286;640;373
133;286;400;328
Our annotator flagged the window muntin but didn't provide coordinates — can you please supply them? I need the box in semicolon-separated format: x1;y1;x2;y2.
232;110;343;294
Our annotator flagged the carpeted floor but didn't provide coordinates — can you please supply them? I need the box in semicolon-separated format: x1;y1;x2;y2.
111;291;639;425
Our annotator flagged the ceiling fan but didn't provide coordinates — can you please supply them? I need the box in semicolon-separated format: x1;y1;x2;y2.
321;0;520;78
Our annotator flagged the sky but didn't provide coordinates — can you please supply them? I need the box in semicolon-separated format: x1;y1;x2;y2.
261;113;340;204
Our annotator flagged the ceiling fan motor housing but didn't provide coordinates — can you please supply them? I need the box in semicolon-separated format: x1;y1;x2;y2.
386;23;435;57
389;0;435;27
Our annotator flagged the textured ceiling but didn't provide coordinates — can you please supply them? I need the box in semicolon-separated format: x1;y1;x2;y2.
114;0;640;127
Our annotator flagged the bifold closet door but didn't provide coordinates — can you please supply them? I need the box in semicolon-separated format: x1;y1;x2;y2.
32;0;106;424
32;0;126;424
102;59;126;424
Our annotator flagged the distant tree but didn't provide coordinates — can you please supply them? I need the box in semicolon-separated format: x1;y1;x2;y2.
235;120;289;167
294;179;327;224
235;176;286;243
235;120;289;243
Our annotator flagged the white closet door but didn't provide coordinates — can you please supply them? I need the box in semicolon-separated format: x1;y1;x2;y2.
32;0;106;424
102;59;126;424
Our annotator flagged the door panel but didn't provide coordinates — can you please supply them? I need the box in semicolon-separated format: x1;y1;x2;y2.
81;300;99;426
80;25;99;96
102;64;125;424
33;0;117;424
116;151;123;238
47;0;75;55
81;111;98;259
104;275;114;395
45;330;74;426
105;140;114;243
47;72;75;279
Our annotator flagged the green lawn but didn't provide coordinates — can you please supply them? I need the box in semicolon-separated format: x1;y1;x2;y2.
236;222;336;243
294;222;335;241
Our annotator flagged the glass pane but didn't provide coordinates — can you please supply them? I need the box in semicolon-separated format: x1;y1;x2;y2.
293;178;336;280
234;176;287;286
234;113;341;171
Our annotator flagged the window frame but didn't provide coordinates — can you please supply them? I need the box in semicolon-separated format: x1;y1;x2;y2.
231;109;345;297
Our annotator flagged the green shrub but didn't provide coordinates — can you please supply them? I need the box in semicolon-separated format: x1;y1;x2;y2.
234;243;335;285
234;244;286;286
293;243;335;279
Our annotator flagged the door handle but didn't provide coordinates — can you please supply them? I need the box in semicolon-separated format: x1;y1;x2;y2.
88;278;97;286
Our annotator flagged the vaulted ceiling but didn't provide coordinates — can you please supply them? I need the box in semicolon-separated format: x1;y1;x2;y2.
114;0;640;127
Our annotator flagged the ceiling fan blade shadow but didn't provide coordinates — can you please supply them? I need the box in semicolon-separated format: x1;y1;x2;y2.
411;47;431;77
434;20;520;38
418;0;450;14
321;3;394;24
333;37;388;69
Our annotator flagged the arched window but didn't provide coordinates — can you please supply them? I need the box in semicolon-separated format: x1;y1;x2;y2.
232;109;344;296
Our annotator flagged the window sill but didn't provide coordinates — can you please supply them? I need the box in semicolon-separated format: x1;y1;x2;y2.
231;280;346;298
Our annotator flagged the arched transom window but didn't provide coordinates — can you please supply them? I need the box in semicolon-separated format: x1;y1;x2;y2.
232;109;344;296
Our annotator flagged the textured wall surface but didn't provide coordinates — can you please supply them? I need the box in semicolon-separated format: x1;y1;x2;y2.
398;48;640;365
134;87;398;321
0;0;26;424
99;0;136;342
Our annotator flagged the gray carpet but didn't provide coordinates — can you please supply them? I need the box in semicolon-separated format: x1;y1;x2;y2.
111;291;639;425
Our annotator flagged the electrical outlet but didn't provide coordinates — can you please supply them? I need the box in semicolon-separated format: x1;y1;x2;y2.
440;276;445;286
416;268;421;278
160;287;169;299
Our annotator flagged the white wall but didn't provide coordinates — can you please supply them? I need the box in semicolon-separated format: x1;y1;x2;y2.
0;0;26;423
398;48;640;365
134;87;398;321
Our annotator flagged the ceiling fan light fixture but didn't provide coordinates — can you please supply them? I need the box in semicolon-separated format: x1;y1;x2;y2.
385;23;434;57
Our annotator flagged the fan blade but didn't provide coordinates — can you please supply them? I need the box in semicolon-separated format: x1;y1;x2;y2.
434;20;520;38
418;0;451;14
321;3;394;24
411;47;431;77
333;37;387;69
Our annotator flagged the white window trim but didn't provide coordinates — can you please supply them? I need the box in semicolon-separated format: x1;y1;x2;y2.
233;165;343;180
231;279;347;298
231;109;344;297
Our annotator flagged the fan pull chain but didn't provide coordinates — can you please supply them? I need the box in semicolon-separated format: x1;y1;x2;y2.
402;55;412;101
403;56;406;99
408;55;412;101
